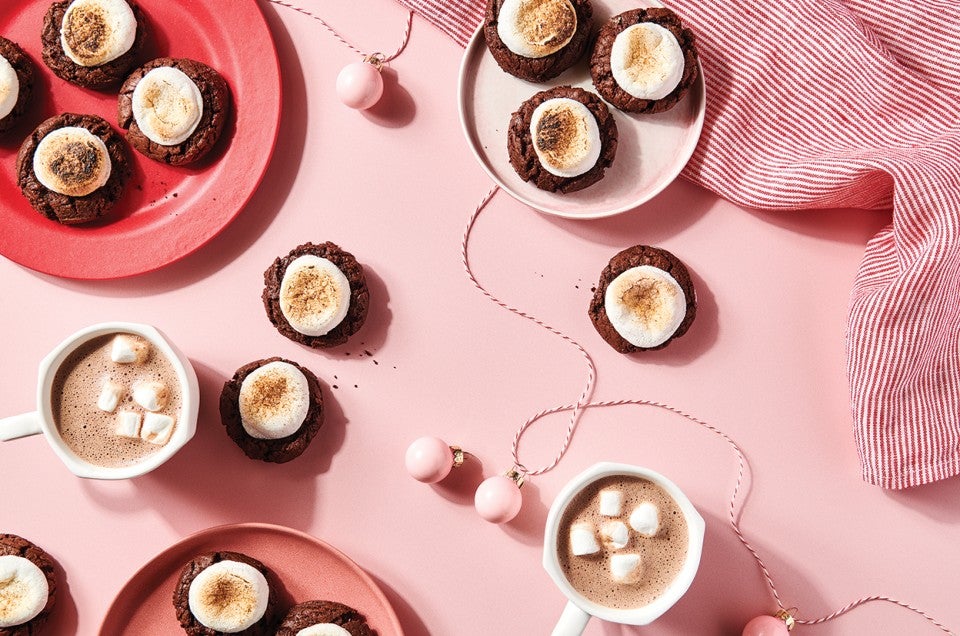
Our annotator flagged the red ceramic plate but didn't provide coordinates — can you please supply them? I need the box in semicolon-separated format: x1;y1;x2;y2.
0;0;281;279
99;523;404;635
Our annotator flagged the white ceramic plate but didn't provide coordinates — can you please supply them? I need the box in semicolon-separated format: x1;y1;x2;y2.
458;0;706;219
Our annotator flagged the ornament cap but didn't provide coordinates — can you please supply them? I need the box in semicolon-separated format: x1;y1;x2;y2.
775;609;797;631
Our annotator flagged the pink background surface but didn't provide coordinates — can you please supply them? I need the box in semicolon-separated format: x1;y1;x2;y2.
1;1;958;634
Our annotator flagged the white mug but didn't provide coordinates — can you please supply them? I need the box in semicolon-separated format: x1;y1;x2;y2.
543;462;706;635
0;322;199;479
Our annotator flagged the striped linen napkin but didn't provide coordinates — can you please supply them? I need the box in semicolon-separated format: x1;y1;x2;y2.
399;0;960;489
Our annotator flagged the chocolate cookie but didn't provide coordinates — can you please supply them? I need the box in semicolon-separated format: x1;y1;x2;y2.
262;242;370;349
16;113;129;225
219;357;324;464
276;601;374;636
0;38;35;134
42;0;147;89
173;551;278;636
0;534;57;635
507;85;617;193
590;8;699;114
484;0;593;82
118;57;231;165
588;245;696;353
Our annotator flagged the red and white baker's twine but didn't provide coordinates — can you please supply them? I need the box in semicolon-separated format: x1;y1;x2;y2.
266;0;413;62
462;187;953;634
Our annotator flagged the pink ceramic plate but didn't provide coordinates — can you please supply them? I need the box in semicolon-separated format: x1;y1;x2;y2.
0;0;281;279
458;0;705;219
99;523;404;635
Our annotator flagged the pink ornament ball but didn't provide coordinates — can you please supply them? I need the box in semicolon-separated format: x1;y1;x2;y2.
405;436;454;483
336;61;383;110
742;615;790;636
475;475;523;523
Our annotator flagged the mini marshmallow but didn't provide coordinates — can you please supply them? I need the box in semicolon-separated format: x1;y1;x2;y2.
115;410;141;438
496;0;577;59
610;23;685;101
0;555;49;629
279;255;351;337
140;412;174;445
529;98;602;179
132;66;203;146
33;127;111;197
0;54;19;121
610;553;642;584
604;265;687;349
188;560;270;633
132;381;169;412
600;520;629;549
569;522;600;556
629;502;660;537
599;489;623;516
60;0;137;67
239;361;311;440
97;380;123;413
296;625;353;636
110;334;148;364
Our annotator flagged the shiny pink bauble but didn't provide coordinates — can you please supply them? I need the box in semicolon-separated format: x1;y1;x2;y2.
405;436;453;484
336;61;383;110
475;475;523;523
742;615;790;636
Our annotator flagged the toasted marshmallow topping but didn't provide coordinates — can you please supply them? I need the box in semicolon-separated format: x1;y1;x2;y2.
0;55;19;121
296;625;353;636
132;66;203;146
188;560;269;633
239;361;310;440
611;23;685;101
279;255;351;337
0;555;49;628
530;98;602;178
604;265;686;348
497;0;577;59
60;0;137;67
32;126;111;197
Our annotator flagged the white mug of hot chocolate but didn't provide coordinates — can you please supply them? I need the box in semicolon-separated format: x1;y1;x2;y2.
543;462;705;635
0;322;199;479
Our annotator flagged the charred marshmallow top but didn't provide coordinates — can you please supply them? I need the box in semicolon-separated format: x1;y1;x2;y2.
33;126;111;197
132;66;203;146
279;255;351;337
529;97;601;178
604;265;686;348
497;0;577;59
60;0;137;67
188;560;269;633
238;361;311;440
610;23;685;101
0;54;19;120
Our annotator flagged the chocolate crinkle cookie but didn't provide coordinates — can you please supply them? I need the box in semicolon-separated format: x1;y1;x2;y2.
173;551;278;636
484;0;594;82
508;85;618;193
16;113;129;225
275;600;374;636
0;533;57;636
219;357;324;464
263;242;370;349
0;38;35;134
42;0;148;89
589;245;696;353
590;8;699;114
118;57;231;165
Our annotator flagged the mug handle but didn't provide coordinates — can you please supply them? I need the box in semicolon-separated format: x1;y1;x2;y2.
551;601;591;636
0;412;43;441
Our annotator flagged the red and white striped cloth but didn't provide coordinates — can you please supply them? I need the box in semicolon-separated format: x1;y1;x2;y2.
398;0;960;489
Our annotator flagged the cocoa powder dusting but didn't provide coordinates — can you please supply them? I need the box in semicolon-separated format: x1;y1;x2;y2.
621;278;675;328
283;267;340;321
241;371;290;420
202;574;254;614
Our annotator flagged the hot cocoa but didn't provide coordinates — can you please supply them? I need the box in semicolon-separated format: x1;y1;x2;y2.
556;475;688;609
51;333;181;468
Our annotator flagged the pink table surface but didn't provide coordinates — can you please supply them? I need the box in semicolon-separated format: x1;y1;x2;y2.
2;2;958;635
